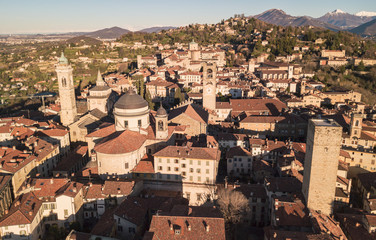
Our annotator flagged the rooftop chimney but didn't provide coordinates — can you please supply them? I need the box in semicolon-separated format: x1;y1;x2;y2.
206;225;210;232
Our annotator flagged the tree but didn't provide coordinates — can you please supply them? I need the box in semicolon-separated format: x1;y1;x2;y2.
145;90;154;110
174;88;185;104
357;61;365;71
216;187;249;224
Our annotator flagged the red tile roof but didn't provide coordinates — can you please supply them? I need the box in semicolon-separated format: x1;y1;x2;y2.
147;215;225;240
0;192;42;226
94;130;147;154
102;180;135;195
154;146;221;161
132;155;155;173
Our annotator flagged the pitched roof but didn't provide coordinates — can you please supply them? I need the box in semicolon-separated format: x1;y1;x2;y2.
146;215;226;240
94;130;147;154
0;192;42;227
226;146;252;158
230;98;286;116
102;180;135;195
169;104;209;124
154;146;221;161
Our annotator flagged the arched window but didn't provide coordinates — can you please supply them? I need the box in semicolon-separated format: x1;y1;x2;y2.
62;77;67;87
207;69;213;78
158;120;164;131
355;120;359;127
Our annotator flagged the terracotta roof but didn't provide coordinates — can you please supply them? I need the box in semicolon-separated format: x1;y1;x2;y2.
114;198;147;226
230;98;286;116
39;128;68;137
169;104;209;124
0;149;37;174
0;192;42;227
274;199;311;228
85;124;116;138
102;180;135;195
94;130;147;154
146;215;226;240
28;178;69;200
132;155;155;173
226;146;252;158
154;146;220;161
84;184;104;199
265;177;302;194
25;136;58;162
55;181;84;198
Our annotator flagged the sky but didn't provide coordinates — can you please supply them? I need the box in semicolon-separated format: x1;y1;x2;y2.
0;0;375;34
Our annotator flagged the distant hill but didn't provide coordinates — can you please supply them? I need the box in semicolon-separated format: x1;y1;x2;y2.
66;36;102;45
254;9;340;31
350;18;376;36
317;9;376;29
137;26;176;33
84;26;131;39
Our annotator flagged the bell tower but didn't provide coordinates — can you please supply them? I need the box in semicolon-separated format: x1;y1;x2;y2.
56;52;77;126
155;104;168;140
350;113;363;138
202;62;217;111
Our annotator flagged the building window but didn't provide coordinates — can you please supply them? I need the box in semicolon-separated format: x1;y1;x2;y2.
158;166;163;171
174;159;179;164
182;171;186;176
174;167;179;172
124;163;129;169
124;121;128;128
189;176;193;181
190;168;194;173
138;120;142;127
206;161;209;166
181;164;186;168
197;169;201;173
129;227;136;234
118;226;123;232
167;167;171;171
206;169;209;174
198;176;201;182
198;161;201;165
197;193;201;201
64;209;68;218
186;192;190;200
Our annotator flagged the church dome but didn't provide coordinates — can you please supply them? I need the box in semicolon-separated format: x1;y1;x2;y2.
156;105;167;117
114;88;148;110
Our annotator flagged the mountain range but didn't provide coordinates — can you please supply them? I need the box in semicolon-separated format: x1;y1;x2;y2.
253;9;376;35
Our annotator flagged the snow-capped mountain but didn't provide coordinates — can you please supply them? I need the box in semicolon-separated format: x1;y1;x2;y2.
355;11;376;17
318;9;376;29
329;9;346;15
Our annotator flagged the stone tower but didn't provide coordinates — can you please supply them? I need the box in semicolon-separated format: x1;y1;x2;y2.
155;103;168;140
302;119;342;216
202;62;217;111
56;53;77;126
288;65;294;79
349;113;363;138
88;70;112;114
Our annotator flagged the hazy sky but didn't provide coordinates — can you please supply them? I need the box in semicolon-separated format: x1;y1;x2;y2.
0;0;375;34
